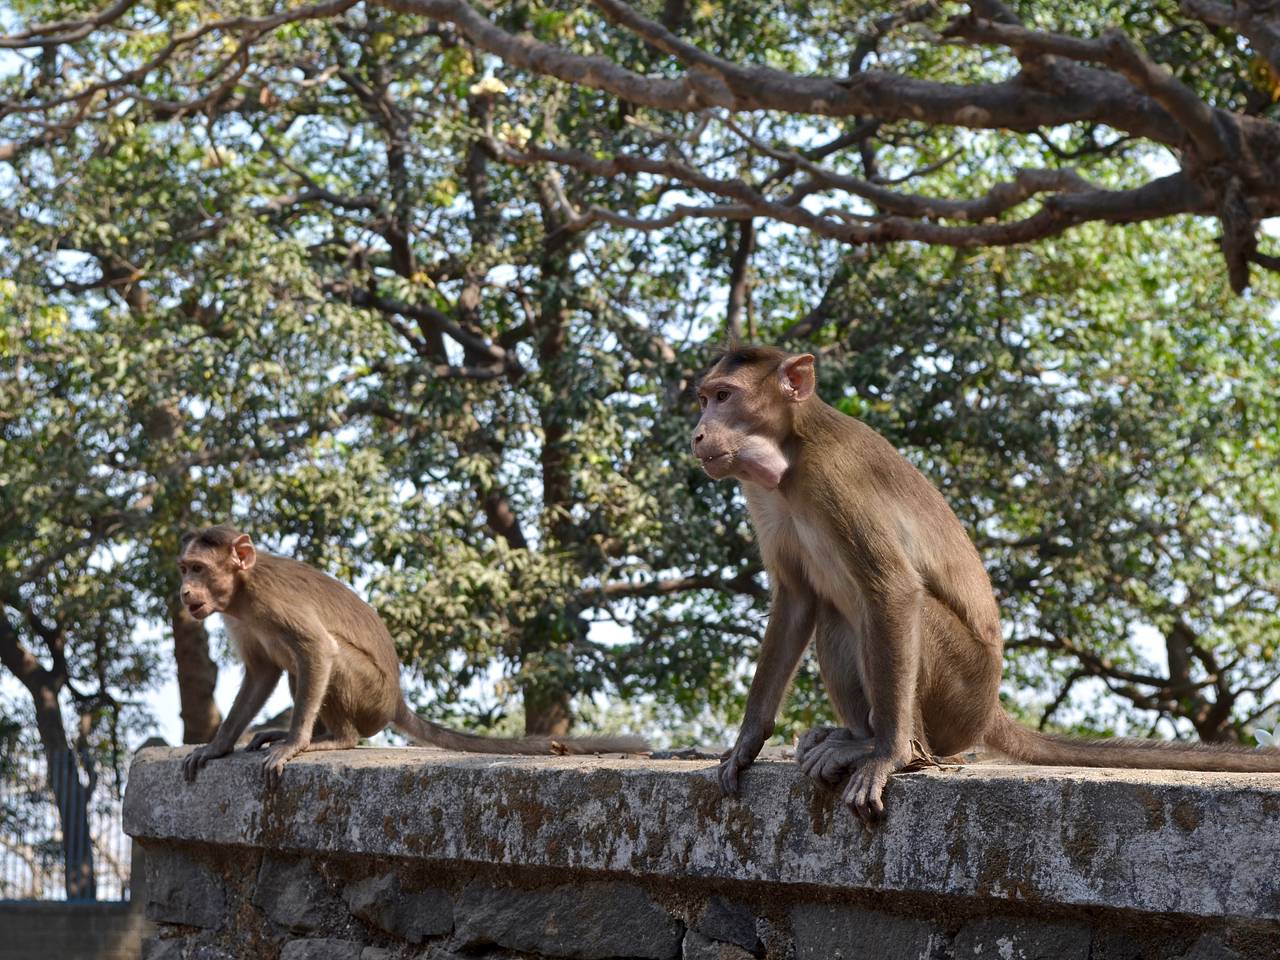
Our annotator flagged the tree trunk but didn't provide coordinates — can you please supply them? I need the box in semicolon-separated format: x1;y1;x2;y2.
46;747;95;900
171;598;221;744
725;219;755;340
523;686;572;737
0;615;96;899
519;204;584;739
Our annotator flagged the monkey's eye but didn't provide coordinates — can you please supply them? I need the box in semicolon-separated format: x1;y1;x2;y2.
189;563;203;573
716;390;730;403
698;395;707;408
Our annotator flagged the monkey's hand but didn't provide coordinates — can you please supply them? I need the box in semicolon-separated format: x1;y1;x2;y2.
261;738;307;790
718;721;768;798
842;751;909;826
182;742;231;782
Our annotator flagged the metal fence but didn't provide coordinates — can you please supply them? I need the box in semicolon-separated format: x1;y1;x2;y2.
0;743;131;901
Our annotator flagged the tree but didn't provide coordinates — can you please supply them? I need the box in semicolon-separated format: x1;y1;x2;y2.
383;0;1280;293
0;2;767;753
4;2;1276;289
0;0;1277;840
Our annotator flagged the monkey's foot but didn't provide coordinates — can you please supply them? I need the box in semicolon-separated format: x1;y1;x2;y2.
261;740;307;789
795;726;874;789
182;742;231;782
244;729;289;752
300;734;360;752
841;753;909;826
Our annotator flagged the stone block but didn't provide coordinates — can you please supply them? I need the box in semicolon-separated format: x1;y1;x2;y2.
454;880;683;959
952;918;1092;960
144;846;225;928
683;930;755;960
142;937;186;960
1180;936;1243;960
188;946;238;960
1088;928;1147;960
791;904;943;960
280;939;364;960
693;897;760;955
253;855;337;933
343;872;453;944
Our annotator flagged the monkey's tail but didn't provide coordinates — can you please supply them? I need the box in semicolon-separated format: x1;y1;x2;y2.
392;701;650;756
983;709;1280;772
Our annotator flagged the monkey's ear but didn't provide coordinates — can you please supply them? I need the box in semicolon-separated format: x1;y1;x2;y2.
778;354;816;402
231;534;257;571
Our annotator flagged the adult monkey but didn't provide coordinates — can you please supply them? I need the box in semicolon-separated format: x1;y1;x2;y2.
178;525;648;787
693;345;1280;824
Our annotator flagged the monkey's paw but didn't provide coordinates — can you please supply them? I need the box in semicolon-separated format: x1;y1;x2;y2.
796;726;874;789
841;754;906;826
261;741;304;790
182;742;230;782
717;723;768;798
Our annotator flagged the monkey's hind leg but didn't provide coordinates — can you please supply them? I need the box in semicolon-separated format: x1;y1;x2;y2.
797;728;876;788
259;711;360;787
298;730;361;752
797;606;876;789
244;729;289;752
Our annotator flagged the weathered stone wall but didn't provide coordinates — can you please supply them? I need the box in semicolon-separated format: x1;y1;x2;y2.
124;747;1280;960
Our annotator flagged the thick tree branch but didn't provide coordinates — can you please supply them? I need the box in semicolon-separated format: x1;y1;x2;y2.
731;119;1098;221
946;16;1227;162
496;138;1214;248
379;0;1182;141
0;0;135;48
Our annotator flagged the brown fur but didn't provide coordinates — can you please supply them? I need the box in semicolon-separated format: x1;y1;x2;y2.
694;346;1280;824
178;525;648;786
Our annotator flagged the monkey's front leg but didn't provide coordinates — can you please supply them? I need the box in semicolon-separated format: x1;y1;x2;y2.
719;584;815;797
840;588;922;824
184;662;282;782
261;644;333;789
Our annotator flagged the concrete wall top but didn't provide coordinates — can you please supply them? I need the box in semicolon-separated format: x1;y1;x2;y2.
123;746;1280;922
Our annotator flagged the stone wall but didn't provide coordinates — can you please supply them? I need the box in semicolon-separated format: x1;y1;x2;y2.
123;747;1280;960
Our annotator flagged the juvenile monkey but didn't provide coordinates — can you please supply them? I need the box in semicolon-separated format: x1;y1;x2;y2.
177;525;648;786
693;345;1280;824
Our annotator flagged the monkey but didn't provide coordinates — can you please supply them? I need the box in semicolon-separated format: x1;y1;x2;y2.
692;344;1280;825
177;525;648;787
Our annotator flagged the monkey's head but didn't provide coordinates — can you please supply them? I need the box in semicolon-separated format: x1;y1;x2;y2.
692;345;816;490
177;524;258;620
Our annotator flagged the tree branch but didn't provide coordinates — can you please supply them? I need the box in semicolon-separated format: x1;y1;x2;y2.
946;15;1227;162
495;137;1214;248
1180;0;1280;80
590;569;765;603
